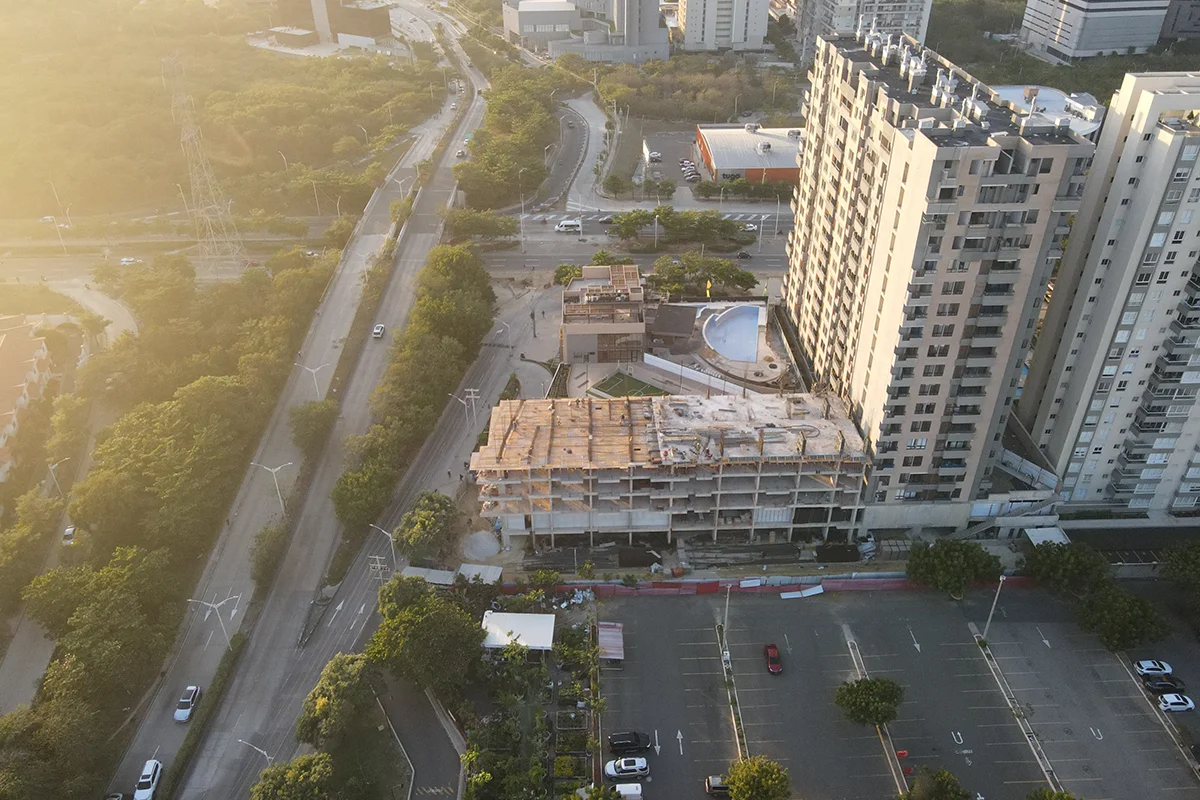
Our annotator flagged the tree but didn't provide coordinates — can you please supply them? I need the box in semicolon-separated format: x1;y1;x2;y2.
367;580;484;697
726;755;790;800
249;752;336;800
647;252;757;297
45;393;90;465
902;767;970;800
1022;541;1111;597
1078;583;1171;651
1162;540;1200;599
289;399;338;461
657;178;677;199
554;264;582;285
323;215;357;250
603;173;632;196
589;249;618;265
906;540;1001;599
442;207;519;240
296;653;376;748
396;491;460;559
331;458;398;530
1025;790;1081;800
612;209;654;240
834;677;905;726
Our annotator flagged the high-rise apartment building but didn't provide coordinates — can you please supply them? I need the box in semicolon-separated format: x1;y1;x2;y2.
1019;0;1169;60
678;0;769;50
793;0;932;65
1020;72;1200;513
783;31;1094;529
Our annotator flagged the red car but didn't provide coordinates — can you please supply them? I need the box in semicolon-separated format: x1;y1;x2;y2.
764;643;782;674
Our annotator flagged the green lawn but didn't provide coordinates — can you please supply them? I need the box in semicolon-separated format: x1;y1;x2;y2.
0;284;84;316
590;371;670;397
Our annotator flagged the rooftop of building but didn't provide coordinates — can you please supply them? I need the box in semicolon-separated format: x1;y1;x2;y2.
821;31;1091;149
470;393;866;473
990;85;1105;137
0;316;48;431
563;265;645;321
696;125;804;171
269;25;316;34
517;0;579;11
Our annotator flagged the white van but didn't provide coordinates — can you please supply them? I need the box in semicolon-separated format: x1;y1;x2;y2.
613;784;643;799
555;219;583;233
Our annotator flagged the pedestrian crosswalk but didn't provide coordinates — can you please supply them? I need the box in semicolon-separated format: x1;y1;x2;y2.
522;212;779;222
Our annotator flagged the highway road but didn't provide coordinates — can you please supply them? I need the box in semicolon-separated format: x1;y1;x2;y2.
164;9;492;799
534;105;588;206
105;50;468;800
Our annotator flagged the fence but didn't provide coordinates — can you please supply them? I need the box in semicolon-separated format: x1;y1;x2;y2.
642;353;748;396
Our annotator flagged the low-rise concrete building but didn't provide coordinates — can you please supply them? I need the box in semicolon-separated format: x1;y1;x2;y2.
561;265;647;364
471;393;868;545
0;317;51;485
549;0;671;61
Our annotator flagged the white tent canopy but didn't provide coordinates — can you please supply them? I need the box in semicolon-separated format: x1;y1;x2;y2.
1024;526;1071;546
482;611;556;651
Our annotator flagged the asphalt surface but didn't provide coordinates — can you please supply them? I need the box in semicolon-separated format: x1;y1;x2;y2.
535;106;588;206
106;49;469;800
600;596;740;800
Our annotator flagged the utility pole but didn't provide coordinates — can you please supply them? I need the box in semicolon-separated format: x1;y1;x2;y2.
465;388;480;424
531;309;537;338
312;181;322;215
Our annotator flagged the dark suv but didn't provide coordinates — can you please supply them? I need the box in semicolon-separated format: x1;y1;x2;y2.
607;731;652;754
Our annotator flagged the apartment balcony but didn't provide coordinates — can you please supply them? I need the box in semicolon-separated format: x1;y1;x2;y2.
943;422;976;434
1172;316;1200;334
1165;335;1200;355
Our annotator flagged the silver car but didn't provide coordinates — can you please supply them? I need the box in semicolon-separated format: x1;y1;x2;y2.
174;685;202;722
605;757;650;780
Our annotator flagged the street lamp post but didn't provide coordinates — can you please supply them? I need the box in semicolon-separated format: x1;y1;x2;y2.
278;151;289;174
653;215;659;249
982;574;1007;640
251;461;293;516
311;181;322;215
518;167;528;254
357;124;369;146
369;523;398;573
495;320;512;346
733;94;743;120
237;739;274;767
723;583;733;632
51;217;68;255
187;596;239;650
48;457;70;498
64;205;72;228
294;362;331;399
448;392;472;426
174;183;190;215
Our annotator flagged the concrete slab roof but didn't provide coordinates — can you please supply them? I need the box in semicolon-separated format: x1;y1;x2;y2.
697;125;803;171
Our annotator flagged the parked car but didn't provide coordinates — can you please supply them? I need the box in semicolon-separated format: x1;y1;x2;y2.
1144;676;1186;695
567;119;575;128
613;785;642;799
372;324;386;339
605;757;650;780
1135;660;1173;677
705;775;730;795
1159;693;1195;712
174;685;202;722
133;759;163;800
61;525;77;547
736;251;751;259
764;643;783;674
685;175;702;183
743;223;758;232
608;731;652;753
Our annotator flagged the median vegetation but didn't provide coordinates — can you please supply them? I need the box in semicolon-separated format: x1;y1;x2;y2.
0;250;333;797
329;245;494;574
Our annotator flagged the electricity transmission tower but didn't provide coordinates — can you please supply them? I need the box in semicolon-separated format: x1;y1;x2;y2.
165;56;248;276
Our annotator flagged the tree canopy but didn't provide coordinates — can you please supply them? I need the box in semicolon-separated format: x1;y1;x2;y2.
442;208;519;241
906;540;1001;598
249;752;336;800
647;252;757;298
290;399;338;462
395;491;460;560
1078;583;1171;651
1021;541;1111;597
296;653;377;749
834;677;905;726
902;766;970;800
727;755;790;800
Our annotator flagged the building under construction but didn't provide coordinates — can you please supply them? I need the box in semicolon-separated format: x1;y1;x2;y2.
470;394;868;544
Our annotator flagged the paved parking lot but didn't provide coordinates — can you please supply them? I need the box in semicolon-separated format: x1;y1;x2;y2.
599;588;1200;800
643;130;703;184
600;597;739;800
988;590;1200;800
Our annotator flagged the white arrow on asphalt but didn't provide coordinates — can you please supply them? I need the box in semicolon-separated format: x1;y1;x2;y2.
327;600;345;627
654;729;661;755
1036;626;1051;648
358;604;365;615
909;626;921;653
676;730;684;755
784;633;792;654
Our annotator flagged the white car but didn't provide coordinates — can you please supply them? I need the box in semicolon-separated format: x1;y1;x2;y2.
120;257;140;265
373;324;386;339
605;757;650;780
743;223;758;232
61;525;77;547
1135;660;1173;677
40;215;55;223
451;102;458;109
133;759;163;800
174;685;202;722
1160;693;1195;712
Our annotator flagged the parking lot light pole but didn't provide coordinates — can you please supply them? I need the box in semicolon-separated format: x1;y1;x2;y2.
723;583;733;632
982;574;1007;640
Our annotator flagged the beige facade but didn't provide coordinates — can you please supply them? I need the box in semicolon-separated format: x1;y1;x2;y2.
783;33;1093;525
560;265;647;363
1020;73;1200;513
470;394;868;544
